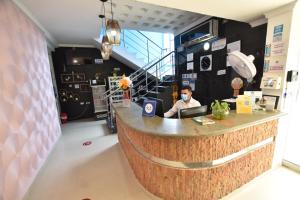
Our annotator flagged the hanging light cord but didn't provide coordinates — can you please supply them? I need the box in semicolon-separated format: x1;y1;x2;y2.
103;2;106;28
110;0;114;20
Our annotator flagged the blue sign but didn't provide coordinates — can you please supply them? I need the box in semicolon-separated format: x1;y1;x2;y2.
142;100;157;117
273;24;283;34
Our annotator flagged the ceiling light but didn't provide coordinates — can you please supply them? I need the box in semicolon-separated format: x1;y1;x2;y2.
99;0;113;60
203;42;210;51
101;50;110;60
101;35;112;54
106;0;121;45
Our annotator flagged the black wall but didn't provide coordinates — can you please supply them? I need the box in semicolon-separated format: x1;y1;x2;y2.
52;47;134;120
175;18;267;107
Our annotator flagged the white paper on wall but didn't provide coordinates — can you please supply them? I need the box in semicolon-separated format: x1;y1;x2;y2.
227;40;241;66
217;69;227;76
189;80;195;91
187;53;193;62
187;62;194;70
269;60;285;72
212;38;226;51
271;42;285;56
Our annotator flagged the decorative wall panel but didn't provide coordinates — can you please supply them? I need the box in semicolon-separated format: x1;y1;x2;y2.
0;1;61;199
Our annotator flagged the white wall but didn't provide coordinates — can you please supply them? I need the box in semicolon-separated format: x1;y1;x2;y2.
263;1;300;167
282;1;300;164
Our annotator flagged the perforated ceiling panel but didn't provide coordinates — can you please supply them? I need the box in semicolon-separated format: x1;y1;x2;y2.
19;0;207;45
105;0;204;33
0;1;61;200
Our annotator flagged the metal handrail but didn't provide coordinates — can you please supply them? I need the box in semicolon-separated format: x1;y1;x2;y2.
132;64;175;97
124;30;163;55
121;34;158;58
132;54;174;84
122;31;164;62
103;51;175;100
131;58;174;92
137;30;165;50
103;28;174;99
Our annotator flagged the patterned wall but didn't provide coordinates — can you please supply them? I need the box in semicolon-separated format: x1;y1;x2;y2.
0;1;61;199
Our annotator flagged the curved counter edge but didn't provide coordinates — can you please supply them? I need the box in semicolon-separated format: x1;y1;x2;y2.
114;102;285;137
115;103;283;199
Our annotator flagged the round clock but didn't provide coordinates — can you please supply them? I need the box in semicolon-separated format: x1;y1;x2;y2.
201;57;211;69
200;55;212;71
144;103;154;114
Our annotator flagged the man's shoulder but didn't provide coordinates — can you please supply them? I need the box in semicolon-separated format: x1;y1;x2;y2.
175;99;184;105
191;97;201;106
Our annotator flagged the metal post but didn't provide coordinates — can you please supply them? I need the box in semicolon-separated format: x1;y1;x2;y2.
156;64;158;93
145;71;148;92
172;53;174;76
147;40;149;63
130;87;133;102
123;31;125;48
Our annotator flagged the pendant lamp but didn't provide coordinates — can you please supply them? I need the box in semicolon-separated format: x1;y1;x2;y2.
99;0;112;60
106;0;121;45
101;35;112;55
101;48;110;60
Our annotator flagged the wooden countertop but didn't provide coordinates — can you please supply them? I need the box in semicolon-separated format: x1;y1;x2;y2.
114;102;285;137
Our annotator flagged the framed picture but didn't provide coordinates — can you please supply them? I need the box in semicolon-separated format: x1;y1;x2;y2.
262;95;280;109
142;100;157;117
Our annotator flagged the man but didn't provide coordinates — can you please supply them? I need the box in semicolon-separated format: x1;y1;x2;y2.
164;85;201;118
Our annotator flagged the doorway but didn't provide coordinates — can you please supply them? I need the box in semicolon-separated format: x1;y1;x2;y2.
283;55;300;171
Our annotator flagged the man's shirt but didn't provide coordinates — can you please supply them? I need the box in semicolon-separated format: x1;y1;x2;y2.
164;97;201;118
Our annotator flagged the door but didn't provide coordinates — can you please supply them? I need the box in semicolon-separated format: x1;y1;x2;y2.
283;81;300;168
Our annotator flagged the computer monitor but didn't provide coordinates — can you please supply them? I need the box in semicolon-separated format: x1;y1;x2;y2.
179;105;208;119
146;97;164;117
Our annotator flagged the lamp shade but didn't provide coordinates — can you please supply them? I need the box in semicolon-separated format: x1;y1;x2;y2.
101;48;110;60
101;35;113;54
106;19;121;45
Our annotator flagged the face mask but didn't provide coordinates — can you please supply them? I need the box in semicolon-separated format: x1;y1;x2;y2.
181;94;189;102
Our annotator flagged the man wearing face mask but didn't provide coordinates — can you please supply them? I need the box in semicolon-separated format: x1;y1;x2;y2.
164;85;201;118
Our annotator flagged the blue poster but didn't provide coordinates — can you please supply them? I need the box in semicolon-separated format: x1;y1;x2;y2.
273;24;283;34
273;24;284;42
142;100;157;117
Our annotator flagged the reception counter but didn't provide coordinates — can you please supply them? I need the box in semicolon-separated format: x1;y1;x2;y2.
115;103;285;200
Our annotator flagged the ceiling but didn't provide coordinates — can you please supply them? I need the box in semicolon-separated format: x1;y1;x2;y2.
135;0;296;22
16;0;296;47
17;0;206;46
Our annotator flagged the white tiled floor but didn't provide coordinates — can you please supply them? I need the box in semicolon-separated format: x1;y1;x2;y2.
24;119;300;200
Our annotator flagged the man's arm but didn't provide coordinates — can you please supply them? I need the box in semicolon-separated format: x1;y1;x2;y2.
164;102;179;118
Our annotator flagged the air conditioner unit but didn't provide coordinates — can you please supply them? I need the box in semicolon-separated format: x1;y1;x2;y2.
180;19;218;48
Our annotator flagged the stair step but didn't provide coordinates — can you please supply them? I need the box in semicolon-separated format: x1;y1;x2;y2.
146;91;160;98
160;81;175;86
153;85;169;92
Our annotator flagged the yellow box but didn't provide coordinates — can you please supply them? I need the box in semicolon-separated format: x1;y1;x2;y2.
236;95;252;114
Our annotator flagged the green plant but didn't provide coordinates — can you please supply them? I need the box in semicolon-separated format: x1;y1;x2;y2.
211;100;230;120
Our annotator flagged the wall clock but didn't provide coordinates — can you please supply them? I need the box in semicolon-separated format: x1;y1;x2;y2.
200;54;212;71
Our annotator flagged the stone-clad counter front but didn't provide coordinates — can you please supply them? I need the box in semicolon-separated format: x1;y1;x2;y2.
114;103;284;199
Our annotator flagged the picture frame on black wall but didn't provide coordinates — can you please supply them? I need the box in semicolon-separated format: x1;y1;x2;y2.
262;95;280;109
95;58;103;64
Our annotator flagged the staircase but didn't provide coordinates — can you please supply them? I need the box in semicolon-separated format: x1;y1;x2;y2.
98;30;176;133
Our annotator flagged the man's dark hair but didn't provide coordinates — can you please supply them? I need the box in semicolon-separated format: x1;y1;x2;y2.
181;85;192;92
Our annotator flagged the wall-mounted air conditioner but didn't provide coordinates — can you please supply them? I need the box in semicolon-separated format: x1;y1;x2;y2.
179;19;218;48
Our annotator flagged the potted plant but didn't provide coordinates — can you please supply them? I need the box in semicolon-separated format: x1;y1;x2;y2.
211;100;230;120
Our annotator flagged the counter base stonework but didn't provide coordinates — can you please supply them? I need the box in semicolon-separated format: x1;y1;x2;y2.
117;116;277;200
